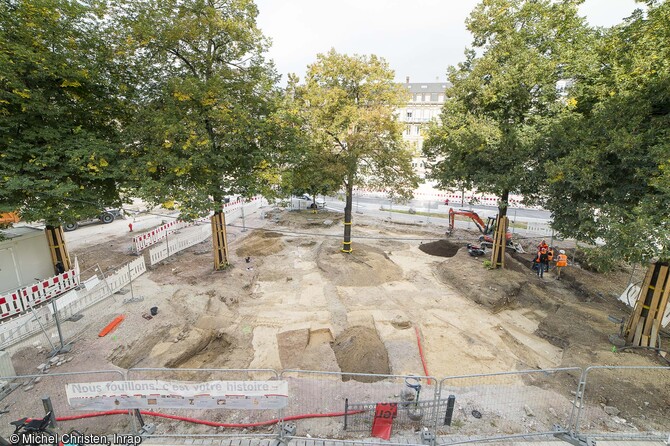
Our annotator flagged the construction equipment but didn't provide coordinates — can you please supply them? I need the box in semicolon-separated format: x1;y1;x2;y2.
447;208;523;253
0;212;20;227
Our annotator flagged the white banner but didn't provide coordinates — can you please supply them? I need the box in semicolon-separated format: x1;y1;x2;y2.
66;380;288;410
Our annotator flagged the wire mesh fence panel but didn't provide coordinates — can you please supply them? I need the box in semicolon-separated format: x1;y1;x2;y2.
0;370;131;439
280;370;440;441
575;365;670;441
435;368;582;445
126;368;281;439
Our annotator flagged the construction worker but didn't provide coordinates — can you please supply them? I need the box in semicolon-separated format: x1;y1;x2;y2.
537;239;548;252
555;249;568;279
546;246;554;272
535;247;549;278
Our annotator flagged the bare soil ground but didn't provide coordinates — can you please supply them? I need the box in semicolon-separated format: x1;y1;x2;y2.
4;207;669;439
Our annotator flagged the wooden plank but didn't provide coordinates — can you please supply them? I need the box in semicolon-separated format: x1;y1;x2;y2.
655;264;670;329
650;325;659;349
626;263;655;342
632;316;645;346
642;265;668;337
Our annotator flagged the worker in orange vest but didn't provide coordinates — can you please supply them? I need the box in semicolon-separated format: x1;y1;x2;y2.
555;249;568;279
535;247;549;278
546;247;554;272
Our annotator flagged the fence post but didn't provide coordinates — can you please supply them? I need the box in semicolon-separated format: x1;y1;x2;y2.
41;396;57;428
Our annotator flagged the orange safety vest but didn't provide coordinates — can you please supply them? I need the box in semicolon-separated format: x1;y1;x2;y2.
556;254;568;267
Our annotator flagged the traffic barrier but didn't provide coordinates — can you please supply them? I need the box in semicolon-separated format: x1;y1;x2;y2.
0;259;80;320
132;220;193;253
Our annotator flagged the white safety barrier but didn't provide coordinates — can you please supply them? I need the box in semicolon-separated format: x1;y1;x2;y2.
0;257;146;350
0;260;80;320
148;197;263;266
525;220;554;236
132;220;193;253
149;225;210;266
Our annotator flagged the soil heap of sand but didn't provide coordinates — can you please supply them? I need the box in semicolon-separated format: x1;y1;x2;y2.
331;326;390;382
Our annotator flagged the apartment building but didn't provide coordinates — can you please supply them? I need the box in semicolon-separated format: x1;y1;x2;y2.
397;78;449;179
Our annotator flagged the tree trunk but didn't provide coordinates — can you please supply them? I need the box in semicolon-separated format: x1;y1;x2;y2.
343;179;353;253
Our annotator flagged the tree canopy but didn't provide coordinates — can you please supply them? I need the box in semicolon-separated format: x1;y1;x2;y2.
539;0;670;263
293;49;417;251
114;0;291;218
424;0;590;216
0;0;124;225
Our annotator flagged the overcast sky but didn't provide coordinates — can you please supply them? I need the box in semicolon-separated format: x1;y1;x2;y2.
255;0;641;83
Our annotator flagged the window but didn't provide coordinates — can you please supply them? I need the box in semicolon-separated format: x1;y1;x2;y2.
415;94;422;102
405;125;411;136
438;94;445;102
425;94;431;102
414;125;420;135
406;111;412;119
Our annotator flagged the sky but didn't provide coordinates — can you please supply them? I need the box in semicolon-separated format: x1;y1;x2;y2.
255;0;642;84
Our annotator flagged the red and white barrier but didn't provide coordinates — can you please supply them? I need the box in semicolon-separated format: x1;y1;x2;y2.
132;220;193;252
0;259;80;320
350;188;528;208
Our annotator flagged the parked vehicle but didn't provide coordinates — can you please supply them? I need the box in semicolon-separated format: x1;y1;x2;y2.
299;195;326;209
63;209;124;232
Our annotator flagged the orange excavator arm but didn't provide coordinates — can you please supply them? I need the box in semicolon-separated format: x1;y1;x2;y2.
448;208;488;234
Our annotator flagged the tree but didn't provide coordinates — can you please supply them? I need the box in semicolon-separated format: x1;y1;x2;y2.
295;49;418;252
115;0;290;219
424;0;590;234
0;0;124;225
540;0;670;264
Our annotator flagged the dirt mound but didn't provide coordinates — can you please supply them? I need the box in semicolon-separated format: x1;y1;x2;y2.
235;230;284;257
419;240;460;257
316;241;402;286
332;326;390;382
435;249;554;312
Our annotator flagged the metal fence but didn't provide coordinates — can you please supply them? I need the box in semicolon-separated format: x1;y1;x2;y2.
1;366;668;445
574;365;670;441
0;370;131;440
435;368;582;445
126;367;281;441
280;370;441;441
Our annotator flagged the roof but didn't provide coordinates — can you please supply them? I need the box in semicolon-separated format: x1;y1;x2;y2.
403;82;451;94
0;225;44;240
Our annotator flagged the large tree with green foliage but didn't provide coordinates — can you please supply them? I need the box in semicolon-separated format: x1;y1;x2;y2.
0;0;124;225
295;49;417;252
115;0;291;219
424;0;590;223
539;0;670;264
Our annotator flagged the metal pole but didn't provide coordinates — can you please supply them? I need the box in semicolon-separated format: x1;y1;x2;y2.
165;231;170;257
25;300;56;352
512;209;517;234
50;297;71;354
41;396;57;428
127;263;135;301
389;198;393;220
241;199;247;232
427;200;431;224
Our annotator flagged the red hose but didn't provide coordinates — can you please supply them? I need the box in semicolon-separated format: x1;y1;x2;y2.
56;409;365;428
414;325;431;384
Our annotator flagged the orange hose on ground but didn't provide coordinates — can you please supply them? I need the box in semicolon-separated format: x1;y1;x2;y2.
55;409;365;428
98;315;125;337
414;325;431;384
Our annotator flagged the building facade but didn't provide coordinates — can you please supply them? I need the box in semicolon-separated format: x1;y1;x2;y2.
397;78;449;179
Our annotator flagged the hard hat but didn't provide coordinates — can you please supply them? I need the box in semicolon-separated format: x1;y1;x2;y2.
560;250;565;254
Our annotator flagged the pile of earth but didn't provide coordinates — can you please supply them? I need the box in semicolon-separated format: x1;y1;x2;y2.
418;239;460;257
235;230;284;257
316;241;402;286
331;326;390;382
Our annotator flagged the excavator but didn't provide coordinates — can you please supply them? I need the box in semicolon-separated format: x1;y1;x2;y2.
447;208;523;252
0;212;20;228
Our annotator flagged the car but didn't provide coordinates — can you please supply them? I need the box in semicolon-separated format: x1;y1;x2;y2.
299;195;326;209
63;209;124;231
